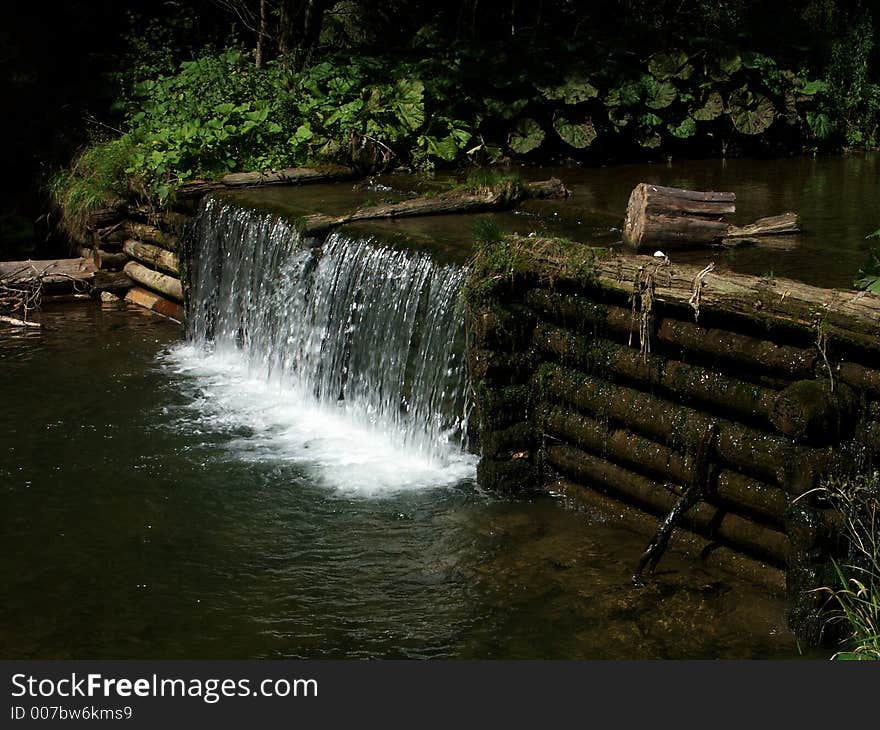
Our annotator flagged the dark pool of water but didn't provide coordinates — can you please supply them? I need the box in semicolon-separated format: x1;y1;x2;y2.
0;304;809;659
225;153;880;287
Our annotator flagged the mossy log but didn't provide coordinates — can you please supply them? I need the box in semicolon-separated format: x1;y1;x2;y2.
540;405;791;526
770;380;856;445
123;240;179;275
590;252;880;355
301;179;569;234
123;261;183;302
538;363;827;493
837;361;880;399
177;164;357;198
545;443;789;564
125;286;184;322
533;321;780;426
524;288;815;380
509;238;880;355
623;184;735;250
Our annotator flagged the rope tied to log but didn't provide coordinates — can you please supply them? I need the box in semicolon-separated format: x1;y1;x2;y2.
688;262;715;323
628;257;669;359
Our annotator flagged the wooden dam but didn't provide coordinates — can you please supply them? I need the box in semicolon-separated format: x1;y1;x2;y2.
8;170;880;639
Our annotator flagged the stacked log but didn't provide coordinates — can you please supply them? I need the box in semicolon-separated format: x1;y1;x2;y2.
466;233;880;618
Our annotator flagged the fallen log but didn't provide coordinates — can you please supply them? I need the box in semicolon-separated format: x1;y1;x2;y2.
623;183;734;250
301;178;569;235
545;443;790;565
726;212;799;239
0;258;96;287
123;261;183;302
123;240;179;275
125;286;184;322
177;164;357;199
510;238;880;356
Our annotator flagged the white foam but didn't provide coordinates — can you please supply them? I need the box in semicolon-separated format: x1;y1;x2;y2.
163;344;477;495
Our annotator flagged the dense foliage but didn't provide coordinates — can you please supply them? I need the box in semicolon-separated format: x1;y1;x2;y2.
7;1;878;231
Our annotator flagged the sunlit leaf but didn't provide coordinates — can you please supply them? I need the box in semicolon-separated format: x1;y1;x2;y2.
692;90;723;121
553;115;597;148
536;73;598;104
648;51;689;80
509;117;545;154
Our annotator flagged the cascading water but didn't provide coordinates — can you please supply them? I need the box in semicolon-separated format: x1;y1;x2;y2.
167;197;476;492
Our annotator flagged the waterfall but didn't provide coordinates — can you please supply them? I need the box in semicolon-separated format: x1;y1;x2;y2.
173;197;475;491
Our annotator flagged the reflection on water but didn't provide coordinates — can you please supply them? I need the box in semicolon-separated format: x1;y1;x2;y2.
0;305;807;658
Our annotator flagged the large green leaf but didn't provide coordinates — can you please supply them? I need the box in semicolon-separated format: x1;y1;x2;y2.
798;78;829;96
509;118;545;154
728;88;775;135
553;115;597;149
638;131;662;149
719;51;742;75
421;134;460;161
604;81;642;108
648;51;689;80
807;111;835;140
668;116;697;139
692;90;723;121
639;112;663;127
485;97;529;121
537;73;598;105
390;79;425;132
644;77;677;110
608;107;632;128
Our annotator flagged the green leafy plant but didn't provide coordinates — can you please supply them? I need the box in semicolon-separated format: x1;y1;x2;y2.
815;473;880;660
855;230;880;294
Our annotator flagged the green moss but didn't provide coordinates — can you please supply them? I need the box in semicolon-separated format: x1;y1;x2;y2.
464;234;605;307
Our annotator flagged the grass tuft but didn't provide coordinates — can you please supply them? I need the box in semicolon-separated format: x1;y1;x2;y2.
816;471;880;660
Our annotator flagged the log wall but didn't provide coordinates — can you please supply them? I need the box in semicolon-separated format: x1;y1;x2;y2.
466;236;880;641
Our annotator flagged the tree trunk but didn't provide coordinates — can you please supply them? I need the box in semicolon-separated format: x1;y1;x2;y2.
123;261;183;302
256;0;267;68
623;183;734;250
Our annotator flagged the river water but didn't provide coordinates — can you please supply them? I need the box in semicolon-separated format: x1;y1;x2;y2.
4;153;866;659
